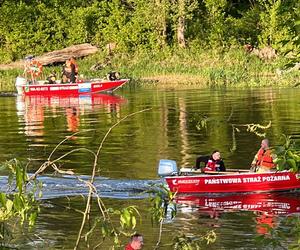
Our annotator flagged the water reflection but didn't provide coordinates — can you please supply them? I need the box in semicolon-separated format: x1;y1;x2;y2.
16;93;127;139
176;193;300;215
176;192;300;235
65;107;79;132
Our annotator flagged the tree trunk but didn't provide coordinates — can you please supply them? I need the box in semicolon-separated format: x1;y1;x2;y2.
177;0;186;48
0;43;98;70
156;0;168;47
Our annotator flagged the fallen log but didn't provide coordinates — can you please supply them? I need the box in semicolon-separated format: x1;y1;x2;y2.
0;43;99;70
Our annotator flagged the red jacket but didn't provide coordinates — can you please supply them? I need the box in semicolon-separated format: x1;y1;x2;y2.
125;243;134;250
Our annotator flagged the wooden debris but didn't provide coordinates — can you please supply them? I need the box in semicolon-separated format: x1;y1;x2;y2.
244;44;277;60
0;43;99;70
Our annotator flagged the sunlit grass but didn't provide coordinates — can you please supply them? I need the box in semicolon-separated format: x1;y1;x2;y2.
0;47;299;92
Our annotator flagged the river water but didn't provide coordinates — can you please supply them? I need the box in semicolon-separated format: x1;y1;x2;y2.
0;86;300;249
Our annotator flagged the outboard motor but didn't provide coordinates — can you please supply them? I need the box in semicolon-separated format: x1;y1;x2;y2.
107;71;120;81
158;159;178;177
15;76;27;95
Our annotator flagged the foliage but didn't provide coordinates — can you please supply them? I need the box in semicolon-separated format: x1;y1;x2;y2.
0;159;40;245
84;205;141;247
255;215;300;249
0;0;299;62
281;16;300;70
273;135;300;172
148;185;177;225
173;231;217;249
147;185;217;249
203;0;228;48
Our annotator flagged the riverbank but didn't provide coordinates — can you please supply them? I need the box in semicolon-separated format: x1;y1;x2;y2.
0;48;299;92
115;48;299;88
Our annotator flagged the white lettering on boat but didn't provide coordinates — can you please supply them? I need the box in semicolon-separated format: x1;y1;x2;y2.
262;175;290;182
172;179;200;185
204;174;291;185
50;86;78;91
205;178;242;184
93;84;103;88
242;176;261;183
30;87;49;91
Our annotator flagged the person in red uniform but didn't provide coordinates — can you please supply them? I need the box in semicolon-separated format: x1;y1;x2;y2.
195;150;226;172
251;139;276;173
125;233;144;250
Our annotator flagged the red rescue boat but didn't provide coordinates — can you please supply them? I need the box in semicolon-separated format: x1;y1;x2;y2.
15;77;129;96
158;159;300;194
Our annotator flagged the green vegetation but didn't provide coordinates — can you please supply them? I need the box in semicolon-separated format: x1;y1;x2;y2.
0;0;299;89
274;135;300;172
0;159;40;246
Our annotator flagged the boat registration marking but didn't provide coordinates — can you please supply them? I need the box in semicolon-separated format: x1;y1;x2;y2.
30;87;49;91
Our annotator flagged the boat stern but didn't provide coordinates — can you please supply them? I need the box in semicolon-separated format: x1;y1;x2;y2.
15;77;27;95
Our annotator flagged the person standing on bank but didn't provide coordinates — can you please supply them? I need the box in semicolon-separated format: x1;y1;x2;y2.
251;138;276;173
195;150;226;172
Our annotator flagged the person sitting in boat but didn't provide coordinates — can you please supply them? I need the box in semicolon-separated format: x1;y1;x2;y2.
195;150;226;172
47;71;57;84
62;58;77;83
250;138;276;173
23;55;43;83
70;56;79;80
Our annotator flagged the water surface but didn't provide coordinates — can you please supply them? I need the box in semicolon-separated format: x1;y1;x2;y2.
0;86;300;249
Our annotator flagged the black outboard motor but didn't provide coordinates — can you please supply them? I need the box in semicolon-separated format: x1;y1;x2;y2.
107;71;120;81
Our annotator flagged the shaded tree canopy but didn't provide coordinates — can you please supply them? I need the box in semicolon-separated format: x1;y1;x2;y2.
0;0;299;63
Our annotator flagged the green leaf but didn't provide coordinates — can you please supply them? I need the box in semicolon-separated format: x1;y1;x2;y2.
0;193;7;206
287;159;297;172
29;212;38;226
5;200;13;213
13;194;23;211
131;215;136;229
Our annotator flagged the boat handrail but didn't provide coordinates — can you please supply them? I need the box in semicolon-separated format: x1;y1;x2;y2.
204;171;245;175
179;167;250;175
226;168;249;172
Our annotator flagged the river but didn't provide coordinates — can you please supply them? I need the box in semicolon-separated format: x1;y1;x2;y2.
0;86;300;249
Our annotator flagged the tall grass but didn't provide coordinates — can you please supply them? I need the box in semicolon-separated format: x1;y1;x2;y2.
0;47;299;92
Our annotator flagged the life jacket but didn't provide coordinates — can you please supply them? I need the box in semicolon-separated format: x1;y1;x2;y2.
256;148;275;169
204;159;221;172
70;58;78;74
256;213;275;235
64;62;72;74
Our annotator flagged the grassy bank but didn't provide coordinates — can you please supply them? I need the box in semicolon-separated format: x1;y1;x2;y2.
1;47;299;92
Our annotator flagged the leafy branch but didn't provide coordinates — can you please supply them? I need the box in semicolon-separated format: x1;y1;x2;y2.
273;135;300;172
0;159;40;245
